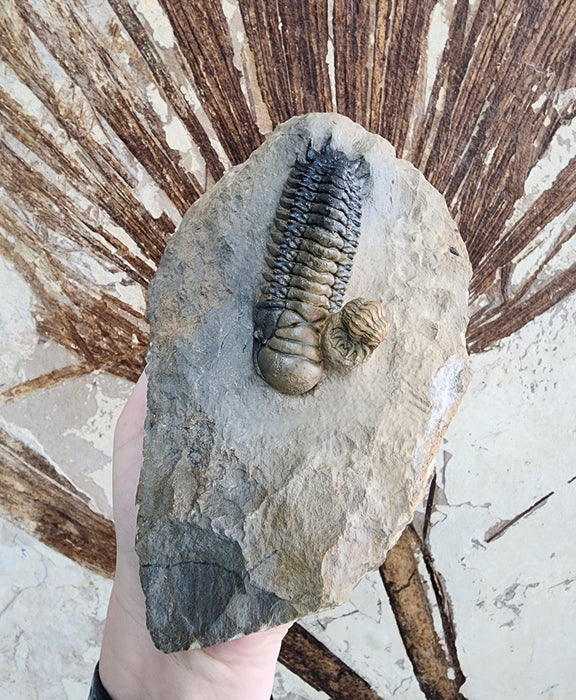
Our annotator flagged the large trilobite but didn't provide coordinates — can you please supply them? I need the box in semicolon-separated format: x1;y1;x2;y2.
253;141;387;395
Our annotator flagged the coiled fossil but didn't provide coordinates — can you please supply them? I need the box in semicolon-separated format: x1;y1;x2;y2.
253;141;387;395
322;298;388;368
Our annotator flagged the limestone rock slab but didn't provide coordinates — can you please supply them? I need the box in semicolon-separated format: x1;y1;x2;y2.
136;113;471;652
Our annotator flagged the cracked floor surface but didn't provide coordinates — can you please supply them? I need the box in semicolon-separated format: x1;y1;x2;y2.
0;519;112;700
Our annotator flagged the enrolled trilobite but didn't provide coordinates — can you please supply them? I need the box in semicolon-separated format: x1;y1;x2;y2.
322;298;388;368
253;140;380;395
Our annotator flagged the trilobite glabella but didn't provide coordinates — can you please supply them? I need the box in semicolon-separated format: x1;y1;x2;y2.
253;141;373;395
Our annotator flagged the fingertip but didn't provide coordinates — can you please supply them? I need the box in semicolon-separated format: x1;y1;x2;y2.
114;371;148;451
132;369;148;402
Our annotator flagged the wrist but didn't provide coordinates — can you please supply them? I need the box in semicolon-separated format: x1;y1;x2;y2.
99;582;199;700
88;663;113;700
99;577;287;700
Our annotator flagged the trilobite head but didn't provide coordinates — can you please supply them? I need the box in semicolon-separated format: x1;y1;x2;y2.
254;308;324;395
321;298;388;368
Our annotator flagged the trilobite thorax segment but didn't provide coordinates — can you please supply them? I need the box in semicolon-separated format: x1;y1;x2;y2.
253;142;370;395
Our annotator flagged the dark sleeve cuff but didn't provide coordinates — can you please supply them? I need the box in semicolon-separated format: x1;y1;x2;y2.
88;662;113;700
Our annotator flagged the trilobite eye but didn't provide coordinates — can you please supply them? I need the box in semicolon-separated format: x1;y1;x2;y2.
253;305;283;345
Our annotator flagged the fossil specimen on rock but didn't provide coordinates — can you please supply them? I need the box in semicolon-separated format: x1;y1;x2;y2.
253;140;378;394
137;113;472;652
322;298;388;368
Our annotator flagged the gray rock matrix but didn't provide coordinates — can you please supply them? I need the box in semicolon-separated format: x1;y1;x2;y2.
137;113;471;652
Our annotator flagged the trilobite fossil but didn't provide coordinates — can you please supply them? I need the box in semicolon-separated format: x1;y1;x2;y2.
253;141;388;395
322;298;388;368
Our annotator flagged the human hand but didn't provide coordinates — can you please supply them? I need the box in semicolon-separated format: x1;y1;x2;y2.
99;373;291;699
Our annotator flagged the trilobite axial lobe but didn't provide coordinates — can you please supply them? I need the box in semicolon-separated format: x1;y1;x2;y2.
253;141;388;395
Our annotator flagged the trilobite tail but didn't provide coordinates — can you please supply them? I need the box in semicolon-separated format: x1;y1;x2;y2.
255;309;323;395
